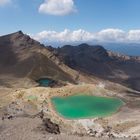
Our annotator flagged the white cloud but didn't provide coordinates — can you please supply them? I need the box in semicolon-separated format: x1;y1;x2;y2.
39;0;77;16
97;29;126;42
127;30;140;42
32;28;140;44
0;0;11;6
33;29;95;43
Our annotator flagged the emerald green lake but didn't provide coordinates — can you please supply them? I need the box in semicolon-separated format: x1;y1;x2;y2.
36;78;52;87
52;95;124;119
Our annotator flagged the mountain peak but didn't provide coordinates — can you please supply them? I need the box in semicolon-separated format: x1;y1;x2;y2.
16;30;24;35
10;30;38;44
0;31;42;50
11;30;25;37
6;30;24;37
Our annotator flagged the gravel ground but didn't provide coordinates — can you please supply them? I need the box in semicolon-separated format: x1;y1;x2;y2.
0;117;139;140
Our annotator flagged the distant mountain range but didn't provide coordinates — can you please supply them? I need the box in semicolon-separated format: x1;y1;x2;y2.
102;43;140;56
45;42;140;56
0;31;140;91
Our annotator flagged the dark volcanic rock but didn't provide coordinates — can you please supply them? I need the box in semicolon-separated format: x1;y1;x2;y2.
43;118;60;134
56;43;140;91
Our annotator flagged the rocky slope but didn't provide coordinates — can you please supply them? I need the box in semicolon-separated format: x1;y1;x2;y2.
0;31;140;91
56;43;140;91
0;31;87;88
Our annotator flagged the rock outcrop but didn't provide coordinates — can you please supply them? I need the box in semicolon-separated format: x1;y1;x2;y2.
43;118;60;134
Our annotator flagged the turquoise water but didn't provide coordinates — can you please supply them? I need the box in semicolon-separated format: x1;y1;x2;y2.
52;95;124;119
37;78;52;87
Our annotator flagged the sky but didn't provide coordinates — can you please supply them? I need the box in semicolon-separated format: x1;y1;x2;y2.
0;0;140;45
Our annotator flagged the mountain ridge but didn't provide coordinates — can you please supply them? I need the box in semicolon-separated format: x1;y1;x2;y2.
56;43;140;91
0;31;80;87
0;31;140;91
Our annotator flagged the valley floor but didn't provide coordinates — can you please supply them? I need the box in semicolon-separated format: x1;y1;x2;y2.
0;83;140;140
